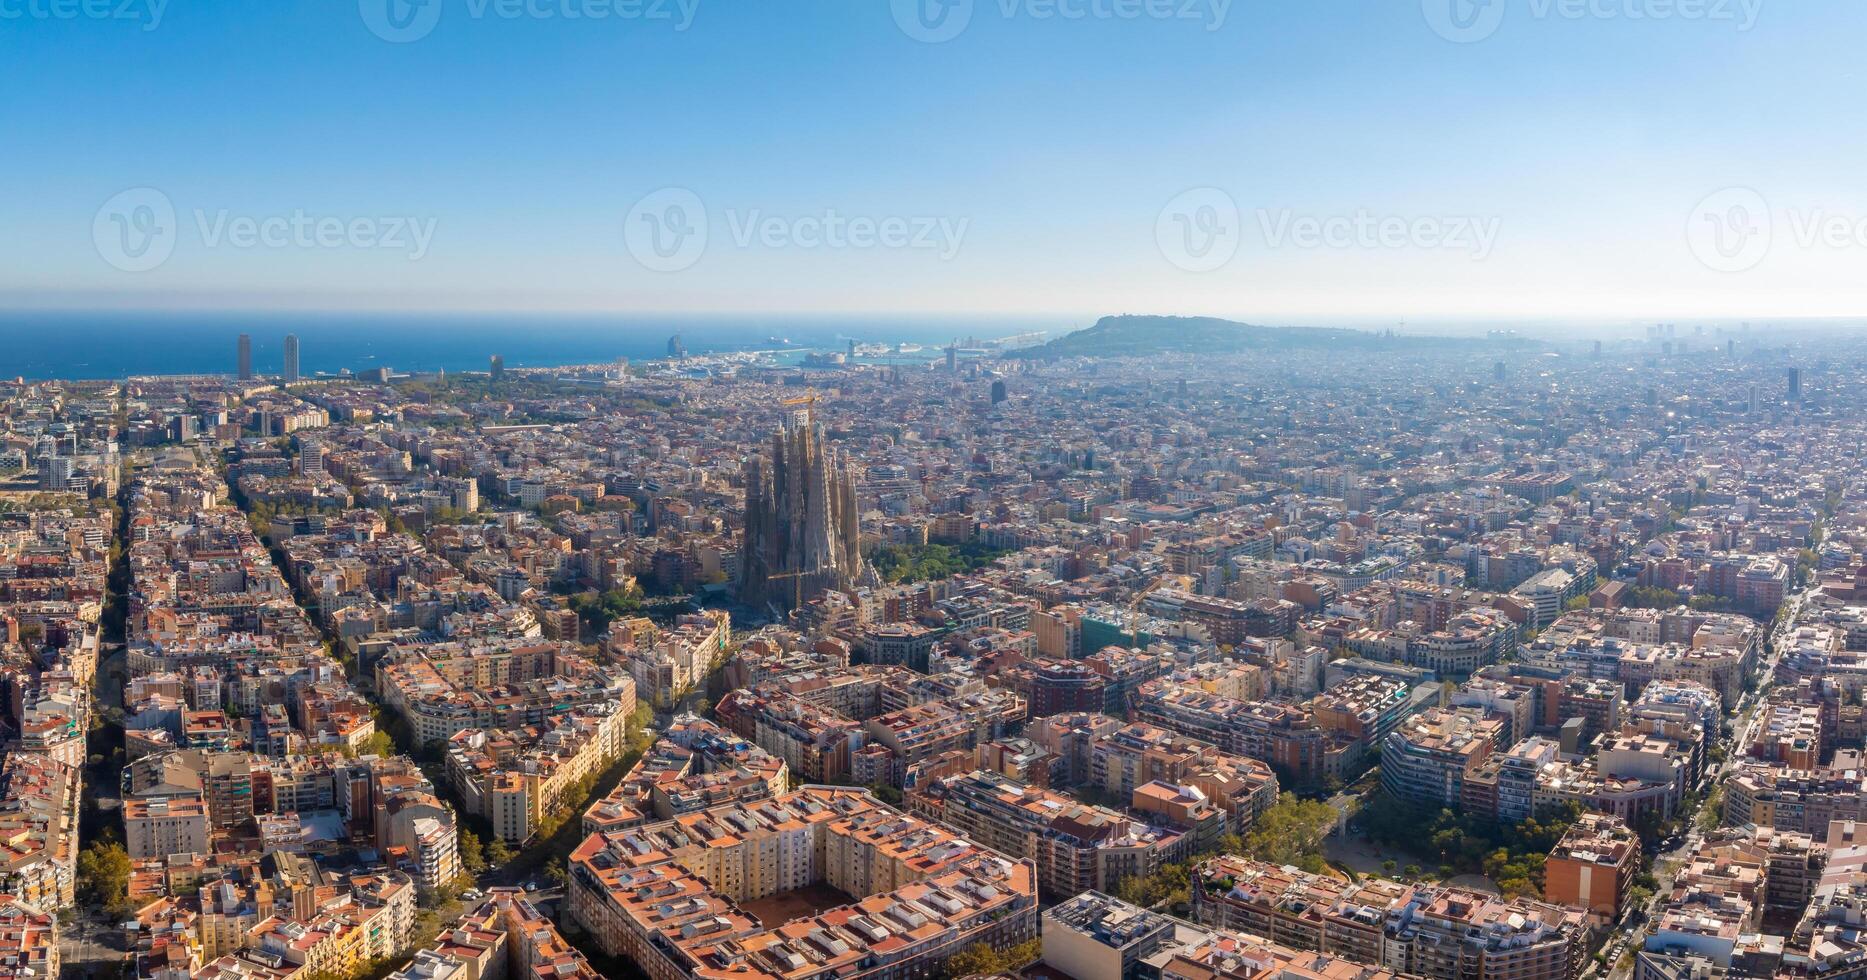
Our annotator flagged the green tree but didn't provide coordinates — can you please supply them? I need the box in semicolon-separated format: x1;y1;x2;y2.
486;836;515;866
459;829;487;874
77;839;134;920
1699;786;1726;833
867;541;1011;584
1116;861;1193;910
1360;793;1582;891
999;939;1042;972
1243;794;1337;872
568;586;645;636
941;943;1005;978
358;729;396;758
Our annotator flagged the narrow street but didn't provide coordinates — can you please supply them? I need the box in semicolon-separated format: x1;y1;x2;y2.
62;444;134;979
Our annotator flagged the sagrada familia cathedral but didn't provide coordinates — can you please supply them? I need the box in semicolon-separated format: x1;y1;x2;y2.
739;415;867;609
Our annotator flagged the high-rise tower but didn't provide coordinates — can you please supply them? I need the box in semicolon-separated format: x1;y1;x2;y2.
237;334;253;380
739;411;863;609
282;334;300;383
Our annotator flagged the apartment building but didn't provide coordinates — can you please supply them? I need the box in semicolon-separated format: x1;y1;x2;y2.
446;701;630;843
567;786;1039;980
0;900;59;980
125;795;211;860
1192;856;1586;980
1091;722;1211;800
1380;707;1503;808
1544;813;1640;920
907;769;1187;898
582;716;788;835
384;889;599;980
0;753;79;910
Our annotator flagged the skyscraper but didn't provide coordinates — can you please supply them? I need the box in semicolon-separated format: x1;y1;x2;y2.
282;334;300;383
1788;367;1802;401
299;440;325;477
739;410;864;609
490;355;505;381
237;334;253;380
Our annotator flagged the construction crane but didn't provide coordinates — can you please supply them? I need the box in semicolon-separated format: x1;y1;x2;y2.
763;567;815;615
1129;573;1166;649
780;393;819;427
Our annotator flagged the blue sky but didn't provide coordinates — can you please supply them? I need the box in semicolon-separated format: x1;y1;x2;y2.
4;0;1865;323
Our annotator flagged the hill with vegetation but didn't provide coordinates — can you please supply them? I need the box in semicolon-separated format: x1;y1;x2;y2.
1015;314;1517;358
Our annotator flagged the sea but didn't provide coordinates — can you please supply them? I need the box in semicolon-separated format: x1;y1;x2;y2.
0;311;1072;381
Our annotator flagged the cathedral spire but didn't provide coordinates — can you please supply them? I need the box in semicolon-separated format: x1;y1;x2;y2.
739;415;862;609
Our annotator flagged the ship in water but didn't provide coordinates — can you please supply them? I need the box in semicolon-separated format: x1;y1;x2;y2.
801;351;847;368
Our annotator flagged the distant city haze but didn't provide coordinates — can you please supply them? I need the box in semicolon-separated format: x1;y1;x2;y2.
1;311;1863;380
